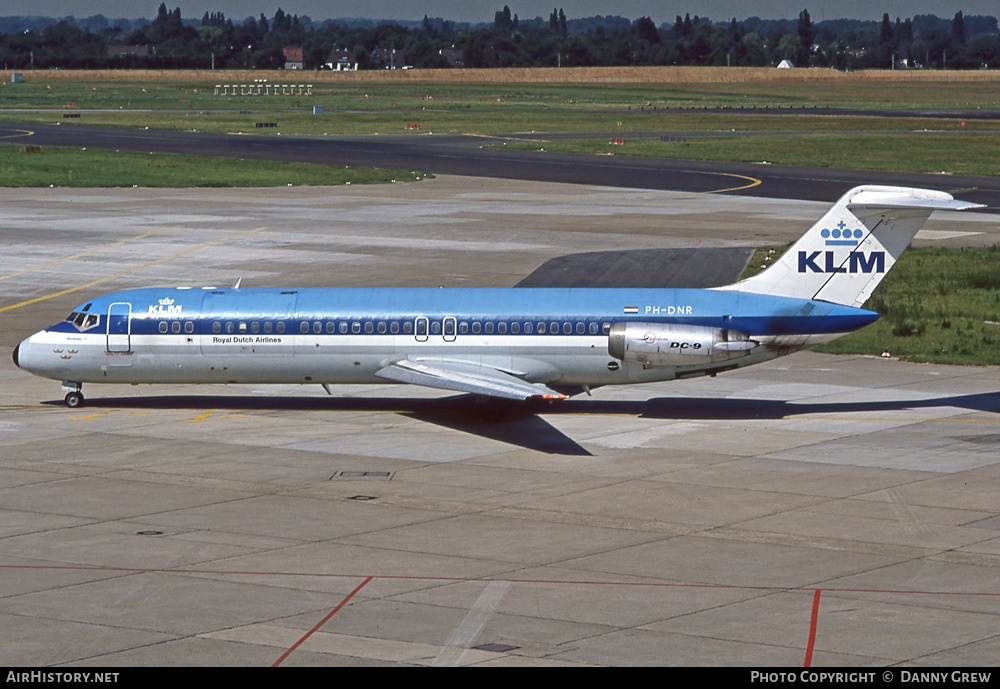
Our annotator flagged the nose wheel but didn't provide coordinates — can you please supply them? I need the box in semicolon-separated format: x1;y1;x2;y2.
61;381;84;408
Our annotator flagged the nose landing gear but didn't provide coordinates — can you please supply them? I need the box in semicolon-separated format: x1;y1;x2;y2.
61;382;84;408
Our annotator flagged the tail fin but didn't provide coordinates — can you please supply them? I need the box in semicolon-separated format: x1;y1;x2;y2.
721;185;983;307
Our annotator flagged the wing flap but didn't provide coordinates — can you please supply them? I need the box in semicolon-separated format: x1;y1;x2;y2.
375;359;567;401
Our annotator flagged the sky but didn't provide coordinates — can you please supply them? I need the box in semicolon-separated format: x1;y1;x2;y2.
3;1;996;24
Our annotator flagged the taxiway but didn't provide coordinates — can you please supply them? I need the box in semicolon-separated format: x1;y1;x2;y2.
2;178;1000;666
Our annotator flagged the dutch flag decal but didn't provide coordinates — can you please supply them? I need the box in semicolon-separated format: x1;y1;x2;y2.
623;306;638;314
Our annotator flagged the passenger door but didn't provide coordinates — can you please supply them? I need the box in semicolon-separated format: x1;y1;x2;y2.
106;302;132;353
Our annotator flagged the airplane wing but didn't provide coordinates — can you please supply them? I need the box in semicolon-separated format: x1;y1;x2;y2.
375;359;568;401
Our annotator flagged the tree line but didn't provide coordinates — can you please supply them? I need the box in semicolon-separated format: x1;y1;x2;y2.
1;5;997;71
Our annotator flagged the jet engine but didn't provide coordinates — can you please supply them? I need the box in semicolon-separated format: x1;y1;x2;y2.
608;323;758;367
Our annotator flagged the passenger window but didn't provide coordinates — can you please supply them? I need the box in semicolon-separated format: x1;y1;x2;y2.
484;322;494;334
472;322;481;334
511;322;520;334
185;321;194;334
264;321;273;334
326;322;335;334
159;322;168;333
524;322;533;334
378;322;387;334
403;321;413;334
576;322;585;335
300;322;309;334
431;321;441;335
276;322;286;334
226;322;234;334
172;321;181;334
352;322;361;334
339;322;348;334
537;322;546;334
602;323;611;334
213;322;221;334
390;321;399;334
313;321;322;334
589;322;599;335
251;322;260;334
498;322;507;334
365;322;374;334
459;322;468;334
562;322;571;335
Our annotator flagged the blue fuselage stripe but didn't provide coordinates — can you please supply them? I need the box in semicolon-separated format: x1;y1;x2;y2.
51;287;879;337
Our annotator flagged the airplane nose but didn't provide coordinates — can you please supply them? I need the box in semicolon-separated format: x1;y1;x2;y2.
12;342;20;369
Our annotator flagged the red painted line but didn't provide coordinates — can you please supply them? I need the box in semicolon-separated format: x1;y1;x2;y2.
272;576;373;667
803;589;821;667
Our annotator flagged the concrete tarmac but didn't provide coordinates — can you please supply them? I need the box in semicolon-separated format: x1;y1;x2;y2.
2;178;1000;666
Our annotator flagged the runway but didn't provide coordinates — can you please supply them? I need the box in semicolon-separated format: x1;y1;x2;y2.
2;178;1000;666
4;122;1000;207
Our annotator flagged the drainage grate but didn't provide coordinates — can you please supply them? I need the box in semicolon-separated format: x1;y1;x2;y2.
331;471;393;480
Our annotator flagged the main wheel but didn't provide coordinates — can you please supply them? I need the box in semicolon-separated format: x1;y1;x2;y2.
65;391;84;408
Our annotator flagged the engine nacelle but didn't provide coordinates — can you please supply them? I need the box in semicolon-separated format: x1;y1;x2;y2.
608;323;758;367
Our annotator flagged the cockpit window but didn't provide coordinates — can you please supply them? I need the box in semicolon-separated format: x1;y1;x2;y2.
65;311;101;331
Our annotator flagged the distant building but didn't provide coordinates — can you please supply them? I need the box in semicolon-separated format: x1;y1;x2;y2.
326;48;357;71
776;59;794;68
438;48;465;68
283;46;304;70
372;47;406;69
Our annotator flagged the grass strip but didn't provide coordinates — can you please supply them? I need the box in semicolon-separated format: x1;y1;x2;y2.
4;78;1000;112
501;131;1000;177
0;143;427;187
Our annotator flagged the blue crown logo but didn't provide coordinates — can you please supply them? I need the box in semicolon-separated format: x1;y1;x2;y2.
821;221;864;246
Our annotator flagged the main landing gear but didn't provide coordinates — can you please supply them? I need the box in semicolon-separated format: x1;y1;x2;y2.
61;382;84;408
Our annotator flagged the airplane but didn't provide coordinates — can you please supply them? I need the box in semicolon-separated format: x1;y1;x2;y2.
13;185;983;409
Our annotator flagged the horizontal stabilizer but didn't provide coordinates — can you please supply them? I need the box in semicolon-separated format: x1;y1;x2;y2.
847;189;984;214
376;359;567;401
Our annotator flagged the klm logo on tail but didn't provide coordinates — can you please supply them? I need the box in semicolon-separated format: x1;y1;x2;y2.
821;221;864;246
798;222;884;274
798;250;885;274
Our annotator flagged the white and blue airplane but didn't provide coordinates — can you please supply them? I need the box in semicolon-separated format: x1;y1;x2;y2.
13;185;981;408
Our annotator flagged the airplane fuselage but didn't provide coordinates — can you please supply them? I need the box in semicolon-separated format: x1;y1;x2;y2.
14;285;875;394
